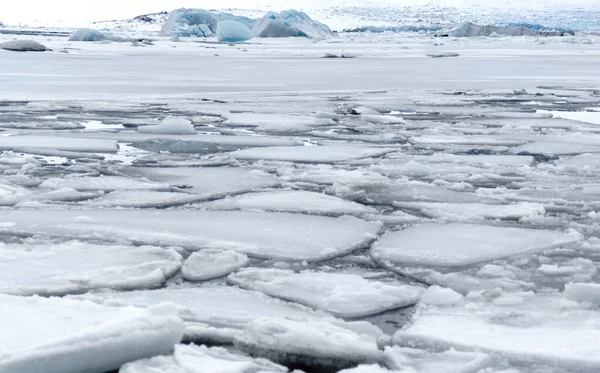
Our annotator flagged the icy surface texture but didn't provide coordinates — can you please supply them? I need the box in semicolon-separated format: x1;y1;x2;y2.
0;40;48;52
216;20;252;43
228;268;424;318
0;295;183;373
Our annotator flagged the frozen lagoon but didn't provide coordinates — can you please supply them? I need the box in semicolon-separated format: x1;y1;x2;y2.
1;31;600;373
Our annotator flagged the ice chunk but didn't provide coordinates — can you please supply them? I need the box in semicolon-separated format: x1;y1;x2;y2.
1;210;380;261
0;183;31;206
0;295;183;373
279;9;333;38
70;286;331;343
40;175;171;192
0;40;48;52
394;295;600;372
362;115;405;124
222;113;334;128
137;117;196;135
231;146;394;164
253;10;333;39
393;202;546;221
68;28;114;41
372;223;581;268
83;190;204;208
161;8;217;37
228;268;424;318
449;22;539;37
383;346;492;373
120;344;287;373
420;286;463;306
201;190;378;216
216;20;251;43
182;249;249;281
0;135;118;153
0;241;182;296
234;317;382;370
564;283;600;304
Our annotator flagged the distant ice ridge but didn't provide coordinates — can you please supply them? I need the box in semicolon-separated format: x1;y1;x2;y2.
443;21;575;37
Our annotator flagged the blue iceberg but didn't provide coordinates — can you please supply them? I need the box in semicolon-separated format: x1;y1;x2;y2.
253;10;333;39
216;20;252;43
68;28;123;42
160;9;217;37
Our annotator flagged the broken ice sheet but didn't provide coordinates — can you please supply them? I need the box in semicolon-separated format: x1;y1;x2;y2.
0;135;118;153
1;210;381;262
39;175;171;192
200;190;378;216
393;201;546;221
0;241;183;296
230;145;395;164
0;295;183;373
181;249;250;281
228;268;424;318
383;346;493;373
119;344;288;373
372;223;582;268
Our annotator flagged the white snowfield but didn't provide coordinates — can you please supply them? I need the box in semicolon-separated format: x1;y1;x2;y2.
0;242;182;296
0;210;381;261
228;268;425;318
0;295;184;373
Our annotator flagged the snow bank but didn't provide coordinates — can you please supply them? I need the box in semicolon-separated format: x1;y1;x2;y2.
0;40;48;52
228;268;424;318
0;295;183;373
216;20;251;43
120;344;287;373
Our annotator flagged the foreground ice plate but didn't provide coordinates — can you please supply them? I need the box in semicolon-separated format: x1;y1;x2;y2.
120;344;287;373
234;317;383;371
181;249;250;281
228;268;424;318
0;135;118;153
1;210;381;261
0;241;182;296
230;145;395;164
372;223;581;268
0;295;183;373
394;294;600;372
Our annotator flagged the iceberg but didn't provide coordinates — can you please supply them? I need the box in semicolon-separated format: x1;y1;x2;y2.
160;8;217;37
445;22;573;37
0;295;183;373
68;28;122;42
137;117;196;135
253;10;333;39
216;20;251;43
0;40;48;52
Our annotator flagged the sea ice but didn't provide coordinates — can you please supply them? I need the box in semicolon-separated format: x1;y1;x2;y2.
1;210;381;261
40;176;171;192
234;317;382;370
182;249;249;281
228;268;424;318
200;190;378;216
393;202;545;221
0;135;118;153
383;346;492;373
222;113;334;129
372;223;581;268
137;117;196;135
0;295;183;373
0;241;182;296
120;344;287;373
83;190;205;208
230;146;394;164
564;283;600;304
0;40;48;52
216;20;251;43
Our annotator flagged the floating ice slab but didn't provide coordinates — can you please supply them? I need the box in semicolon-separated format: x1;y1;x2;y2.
222;113;334;128
383;346;492;373
137;117;196;135
71;286;330;340
234;317;382;371
0;241;182;296
394;296;600;372
40;176;171;192
228;268;424;318
564;283;600;304
120;344;287;373
0;295;183;373
182;249;249;281
361;115;405;124
201;190;378;216
1;210;380;261
230;146;394;164
0;135;118;153
393;202;545;221
136;167;279;197
372;223;581;268
83;190;204;208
